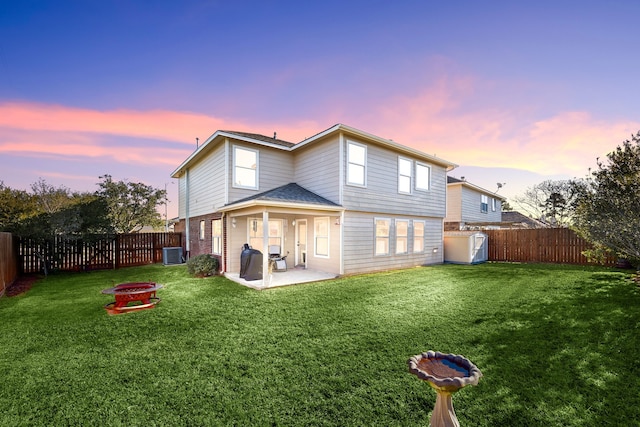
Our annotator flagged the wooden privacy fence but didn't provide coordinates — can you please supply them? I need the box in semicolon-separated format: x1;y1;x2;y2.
18;233;182;274
0;232;18;295
484;228;617;266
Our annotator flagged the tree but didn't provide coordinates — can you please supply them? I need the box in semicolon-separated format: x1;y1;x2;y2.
97;174;166;233
573;132;640;266
501;199;513;211
30;178;73;214
0;181;36;232
513;179;581;227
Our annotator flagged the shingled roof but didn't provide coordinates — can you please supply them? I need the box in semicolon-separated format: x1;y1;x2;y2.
501;211;548;228
224;183;341;209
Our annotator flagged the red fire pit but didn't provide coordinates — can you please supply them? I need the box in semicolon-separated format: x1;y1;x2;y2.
102;282;162;315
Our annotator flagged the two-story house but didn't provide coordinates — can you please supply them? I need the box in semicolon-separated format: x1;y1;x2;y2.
444;176;505;230
170;123;457;287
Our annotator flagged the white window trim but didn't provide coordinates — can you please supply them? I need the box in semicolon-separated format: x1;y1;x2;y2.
232;145;259;190
374;217;391;256
199;220;205;240
481;195;489;214
413;220;425;253
491;198;497;212
395;219;409;254
314;217;330;258
415;162;431;192
346;140;367;188
211;219;222;255
248;218;283;250
398;157;412;195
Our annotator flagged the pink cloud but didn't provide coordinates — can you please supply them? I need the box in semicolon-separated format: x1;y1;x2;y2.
1;86;639;183
349;77;640;177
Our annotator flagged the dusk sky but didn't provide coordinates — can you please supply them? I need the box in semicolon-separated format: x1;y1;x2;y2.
2;1;639;219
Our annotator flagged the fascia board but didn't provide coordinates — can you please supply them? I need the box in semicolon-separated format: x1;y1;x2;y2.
170;130;221;177
339;124;458;170
218;199;345;213
449;182;506;200
293;123;458;171
171;130;293;178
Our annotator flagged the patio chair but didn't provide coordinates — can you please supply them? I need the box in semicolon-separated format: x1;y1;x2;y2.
268;245;288;272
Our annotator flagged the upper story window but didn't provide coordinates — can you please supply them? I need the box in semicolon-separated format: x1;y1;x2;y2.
415;163;430;191
233;146;258;189
492;198;497;212
398;158;412;194
347;141;367;187
481;195;489;213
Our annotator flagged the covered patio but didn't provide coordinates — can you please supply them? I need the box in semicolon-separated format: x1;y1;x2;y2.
219;183;344;289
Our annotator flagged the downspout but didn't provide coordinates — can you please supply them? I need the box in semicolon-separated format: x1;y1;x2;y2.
338;132;345;274
224;138;230;205
338;132;344;205
262;210;269;287
185;168;190;260
224;139;230;273
221;212;226;273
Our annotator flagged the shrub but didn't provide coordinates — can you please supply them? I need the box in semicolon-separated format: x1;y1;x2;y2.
186;254;219;277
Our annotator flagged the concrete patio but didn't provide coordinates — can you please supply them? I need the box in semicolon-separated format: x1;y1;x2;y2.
225;266;339;290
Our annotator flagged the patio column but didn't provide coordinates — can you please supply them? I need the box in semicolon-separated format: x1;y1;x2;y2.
262;210;269;286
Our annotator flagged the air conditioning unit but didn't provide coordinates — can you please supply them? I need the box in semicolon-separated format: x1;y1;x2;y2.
163;247;184;265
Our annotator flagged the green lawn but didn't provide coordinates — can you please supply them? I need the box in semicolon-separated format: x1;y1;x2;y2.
0;263;638;426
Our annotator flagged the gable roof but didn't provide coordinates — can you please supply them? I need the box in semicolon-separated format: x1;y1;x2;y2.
221;130;295;148
447;176;506;201
171;124;457;178
219;183;343;213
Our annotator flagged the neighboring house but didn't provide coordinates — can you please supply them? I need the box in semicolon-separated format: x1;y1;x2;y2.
501;211;549;228
170;124;457;286
445;176;505;230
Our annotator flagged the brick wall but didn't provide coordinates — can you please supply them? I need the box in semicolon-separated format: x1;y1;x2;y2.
180;213;224;271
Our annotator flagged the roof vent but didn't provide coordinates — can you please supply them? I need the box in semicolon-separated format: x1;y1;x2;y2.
273;132;277;139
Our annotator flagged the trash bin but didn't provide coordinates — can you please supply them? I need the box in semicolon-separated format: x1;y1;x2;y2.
240;244;263;281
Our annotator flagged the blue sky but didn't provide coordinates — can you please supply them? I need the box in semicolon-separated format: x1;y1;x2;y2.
1;1;639;217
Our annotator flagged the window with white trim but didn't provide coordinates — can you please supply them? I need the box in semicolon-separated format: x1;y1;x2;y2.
398;158;412;194
199;220;205;240
375;218;390;256
314;217;329;257
481;195;489;213
347;141;366;186
396;220;409;254
491;198;497;212
211;219;222;255
413;221;425;253
248;219;282;250
416;163;430;191
233;146;258;189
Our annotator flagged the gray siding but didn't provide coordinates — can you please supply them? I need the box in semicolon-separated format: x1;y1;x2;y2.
460;187;502;223
180;143;226;218
227;141;294;203
293;136;340;203
445;186;462;222
342;138;447;218
342;211;443;275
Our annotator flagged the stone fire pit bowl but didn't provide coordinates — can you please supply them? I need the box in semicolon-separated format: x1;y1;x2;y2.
408;351;482;427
